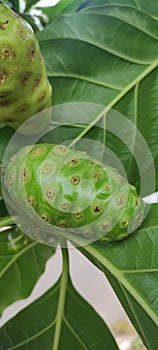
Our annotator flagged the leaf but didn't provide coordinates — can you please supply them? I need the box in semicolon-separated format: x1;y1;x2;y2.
0;226;55;316
37;5;158;191
78;0;158;18
78;204;158;349
0;249;119;350
41;0;86;22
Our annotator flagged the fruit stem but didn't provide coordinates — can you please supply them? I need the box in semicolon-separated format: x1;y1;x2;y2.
52;239;69;350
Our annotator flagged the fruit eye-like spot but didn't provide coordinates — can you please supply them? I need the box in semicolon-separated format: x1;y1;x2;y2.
38;107;43;112
45;189;57;200
61;202;68;210
31;146;46;157
91;171;101;181
20;172;26;181
75;211;83;220
90;160;98;165
20;167;30;181
103;184;110;191
24;145;35;154
5;119;16;125
59;220;67;228
0;100;12;106
10;154;17;162
117;196;125;205
18;104;27;113
0;90;10;98
38;93;45;102
135;215;142;223
20;72;32;86
71;176;80;185
29;43;36;60
83;229;92;236
0;93;5;98
92;201;102;213
42;164;53;175
17;25;28;40
116;175;123;182
27;195;36;206
69;159;79;166
40;213;49;221
120;219;129;227
8;175;14;185
0;70;7;83
0;19;9;30
102;223;110;231
32;76;41;91
0;46;16;60
135;199;139;206
55;145;67;153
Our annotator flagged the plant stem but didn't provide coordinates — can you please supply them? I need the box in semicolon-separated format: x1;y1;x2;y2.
52;240;69;350
0;216;16;229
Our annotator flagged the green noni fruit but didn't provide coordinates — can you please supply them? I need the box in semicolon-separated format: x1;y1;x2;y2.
0;5;52;129
4;144;147;243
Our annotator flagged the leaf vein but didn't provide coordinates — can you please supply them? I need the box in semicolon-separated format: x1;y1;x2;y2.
49;73;122;90
63;317;88;350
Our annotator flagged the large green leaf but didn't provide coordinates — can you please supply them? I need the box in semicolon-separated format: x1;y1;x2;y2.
78;0;158;18
37;5;158;191
0;249;119;350
0;226;55;316
77;204;158;349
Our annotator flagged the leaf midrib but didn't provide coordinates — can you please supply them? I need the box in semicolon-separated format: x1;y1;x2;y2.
122;268;158;274
69;59;158;148
83;243;158;327
48;72;122;90
52;247;69;350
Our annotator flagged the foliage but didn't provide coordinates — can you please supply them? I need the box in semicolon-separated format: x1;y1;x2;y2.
0;0;158;349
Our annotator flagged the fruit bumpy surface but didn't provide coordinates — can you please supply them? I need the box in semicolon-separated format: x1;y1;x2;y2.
0;5;52;129
5;144;147;243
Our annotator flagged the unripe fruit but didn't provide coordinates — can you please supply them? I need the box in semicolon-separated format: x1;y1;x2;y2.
4;144;147;243
0;5;52;129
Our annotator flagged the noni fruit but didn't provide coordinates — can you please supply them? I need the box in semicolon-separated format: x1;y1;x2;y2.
4;143;147;243
0;5;52;129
